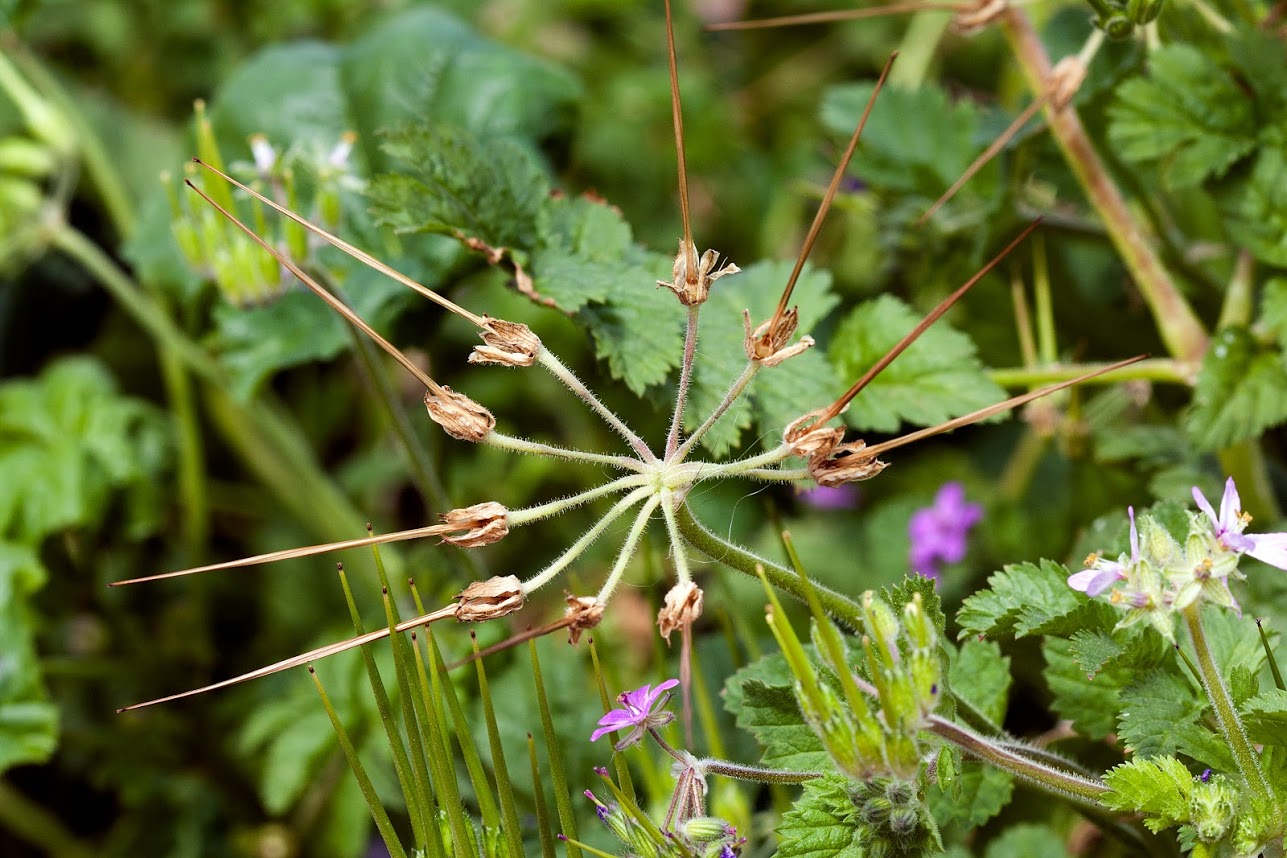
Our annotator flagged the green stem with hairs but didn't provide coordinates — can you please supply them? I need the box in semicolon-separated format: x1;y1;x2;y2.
990;358;1195;388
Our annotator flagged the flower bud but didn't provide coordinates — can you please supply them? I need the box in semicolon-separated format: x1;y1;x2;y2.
438;502;509;548
469;318;542;367
861;592;901;668
425;386;495;441
808;441;888;487
797;679;870;778
657;240;739;306
454;575;523;622
743;308;814;367
902;595;935;652
682;817;733;843
0;137;57;178
1189;776;1236;843
564;594;604;644
910;650;941;716
658;581;703;643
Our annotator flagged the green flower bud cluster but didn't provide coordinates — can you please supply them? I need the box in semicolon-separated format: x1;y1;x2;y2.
168;100;360;306
763;573;942;782
584;789;744;858
1085;0;1165;39
847;777;939;857
0;53;74;271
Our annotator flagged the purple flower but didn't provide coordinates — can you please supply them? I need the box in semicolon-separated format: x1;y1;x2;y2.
1193;478;1287;570
590;679;679;750
1069;507;1138;597
908;482;982;577
799;485;859;510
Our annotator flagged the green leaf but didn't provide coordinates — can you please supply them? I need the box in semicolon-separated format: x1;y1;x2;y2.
688;260;842;454
0;357;168;543
0;543;56;774
820;83;997;203
1215;147;1287;267
983;824;1069;858
735;680;829;772
1102;757;1196;830
949;639;1010;726
1185;326;1287;450
926;762;1014;830
956;560;1086;640
340;7;578;167
578;261;688;396
828;295;1005;434
1117;671;1234;771
774;775;864;858
1107;44;1257;189
369;123;551;256
1043;638;1130;740
1070;625;1170;678
1258;278;1287;345
1242;688;1287;746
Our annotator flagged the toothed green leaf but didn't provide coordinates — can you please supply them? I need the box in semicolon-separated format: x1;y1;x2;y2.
774;775;864;858
1184;325;1287;450
956;560;1088;640
828;295;1005;434
1102;757;1197;830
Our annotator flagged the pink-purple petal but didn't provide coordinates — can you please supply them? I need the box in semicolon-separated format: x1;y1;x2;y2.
1247;533;1287;571
1068;567;1122;597
1193;485;1218;527
1219;477;1240;530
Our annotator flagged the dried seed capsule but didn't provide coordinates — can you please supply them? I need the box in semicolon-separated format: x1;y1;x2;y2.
438;502;509;548
454;575;524;622
469;317;542;367
784;409;845;459
657;239;739;306
657;581;703;643
424;386;495;442
951;0;1007;34
564;594;605;645
807;441;888;487
743;308;815;367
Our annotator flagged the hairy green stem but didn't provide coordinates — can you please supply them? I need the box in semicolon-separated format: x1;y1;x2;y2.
648;728;820;784
674;502;864;628
674;362;759;462
999;8;1209;364
486;432;646;471
667;305;702;458
508;475;652;526
521;488;651;593
539;351;656;462
1182;604;1273;802
594;495;663;602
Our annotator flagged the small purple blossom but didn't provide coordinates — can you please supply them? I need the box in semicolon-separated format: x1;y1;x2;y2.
1193;478;1287;570
1200;768;1212;783
590;679;679;750
799;484;860;510
1069;507;1138;597
908;482;982;577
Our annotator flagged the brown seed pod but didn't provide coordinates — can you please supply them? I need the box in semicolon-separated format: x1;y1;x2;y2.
455;575;524;622
469;317;542;367
438;502;509;548
424;386;495;442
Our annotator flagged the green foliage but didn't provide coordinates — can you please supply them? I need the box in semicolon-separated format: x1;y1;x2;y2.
1102;756;1197;831
956;560;1088;640
948;639;1010;726
0;544;56;774
774;775;865;858
828;296;1005;434
1184;326;1287;451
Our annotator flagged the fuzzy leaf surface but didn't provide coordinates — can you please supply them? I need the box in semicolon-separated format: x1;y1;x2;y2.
956;560;1086;639
774;775;864;858
1184;325;1287;450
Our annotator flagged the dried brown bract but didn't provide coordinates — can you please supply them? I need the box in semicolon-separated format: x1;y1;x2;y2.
455;575;524;622
784;409;845;459
951;0;1006;34
564;594;605;645
469;317;542;367
808;441;888;487
743;308;815;367
424;386;495;442
1047;56;1088;111
657;581;704;643
658;240;740;306
438;502;509;548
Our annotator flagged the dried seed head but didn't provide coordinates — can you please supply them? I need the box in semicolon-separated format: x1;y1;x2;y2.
438;502;509;548
743;308;815;367
455;575;524;622
658;240;740;306
657;581;704;643
951;0;1007;34
424;386;495;442
469;317;542;367
1047;56;1088;111
564;594;605;645
808;441;888;487
784;409;845;459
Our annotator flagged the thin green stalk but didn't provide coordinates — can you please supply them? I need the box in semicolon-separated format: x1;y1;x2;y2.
1032;233;1057;366
529;735;559;858
1217;249;1254;329
530;640;581;858
674;362;759;461
890;9;952;89
989;359;1195;387
1217;440;1282;523
674;502;864;629
154;298;209;558
310;667;409;858
588;639;638;805
410;631;473;857
1257;620;1285;691
689;642;727;760
338;567;428;849
472;633;525;858
425;628;502;831
1182;604;1273;802
0;779;97;858
999;8;1209;364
